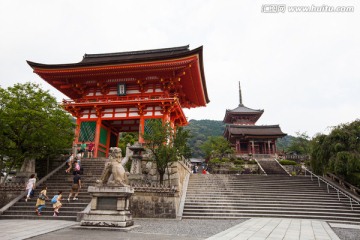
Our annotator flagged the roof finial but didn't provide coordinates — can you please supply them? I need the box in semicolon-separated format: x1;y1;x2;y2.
239;81;243;106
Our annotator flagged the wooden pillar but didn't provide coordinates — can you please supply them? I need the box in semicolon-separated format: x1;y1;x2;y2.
251;140;255;155
94;117;101;158
268;141;271;154
272;140;276;154
105;127;111;157
162;112;170;124
236;139;240;153
139;115;145;144
74;118;81;145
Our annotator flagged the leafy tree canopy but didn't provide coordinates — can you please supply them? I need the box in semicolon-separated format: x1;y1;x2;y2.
118;132;138;154
184;119;225;158
0;82;75;181
287;132;311;155
200;136;234;160
142;119;191;185
310;119;360;178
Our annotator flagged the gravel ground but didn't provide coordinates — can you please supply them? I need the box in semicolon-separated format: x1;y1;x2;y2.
27;218;360;240
132;218;249;237
332;228;360;240
28;218;249;240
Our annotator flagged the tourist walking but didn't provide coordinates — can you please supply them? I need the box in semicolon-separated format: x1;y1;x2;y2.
51;191;63;216
73;160;81;175
87;142;94;158
25;174;36;202
79;141;87;158
65;153;75;173
35;186;48;216
67;172;81;202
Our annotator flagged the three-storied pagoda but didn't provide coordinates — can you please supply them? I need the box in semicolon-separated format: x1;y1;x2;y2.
28;45;209;157
223;82;286;156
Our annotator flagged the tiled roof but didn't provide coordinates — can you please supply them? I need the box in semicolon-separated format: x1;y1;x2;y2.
226;125;286;136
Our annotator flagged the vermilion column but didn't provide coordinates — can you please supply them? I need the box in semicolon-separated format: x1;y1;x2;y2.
106;128;111;157
139;115;145;143
75;118;81;143
94;117;101;158
73;118;82;155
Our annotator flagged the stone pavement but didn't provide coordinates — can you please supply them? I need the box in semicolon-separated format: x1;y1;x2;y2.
206;218;340;240
0;220;77;240
0;218;359;240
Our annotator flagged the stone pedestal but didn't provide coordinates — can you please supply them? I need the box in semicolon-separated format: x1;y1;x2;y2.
12;158;36;183
80;185;134;228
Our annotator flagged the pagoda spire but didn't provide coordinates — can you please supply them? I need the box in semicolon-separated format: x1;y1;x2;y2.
239;81;244;106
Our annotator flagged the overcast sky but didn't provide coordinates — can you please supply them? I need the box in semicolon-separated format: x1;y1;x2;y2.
0;0;359;138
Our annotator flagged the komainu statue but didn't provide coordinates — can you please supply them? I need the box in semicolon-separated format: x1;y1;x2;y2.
98;147;129;186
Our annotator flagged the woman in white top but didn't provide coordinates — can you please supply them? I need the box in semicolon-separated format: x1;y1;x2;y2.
25;174;36;202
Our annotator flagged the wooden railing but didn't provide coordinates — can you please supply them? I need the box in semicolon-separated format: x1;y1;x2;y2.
325;172;360;196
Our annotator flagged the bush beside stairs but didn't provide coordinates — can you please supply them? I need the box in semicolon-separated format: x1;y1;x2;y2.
0;158;106;221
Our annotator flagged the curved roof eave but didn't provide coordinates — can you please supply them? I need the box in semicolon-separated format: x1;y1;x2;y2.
26;45;209;104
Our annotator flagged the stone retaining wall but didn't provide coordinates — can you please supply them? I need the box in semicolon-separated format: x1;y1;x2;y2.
130;191;179;218
129;159;191;218
0;184;23;208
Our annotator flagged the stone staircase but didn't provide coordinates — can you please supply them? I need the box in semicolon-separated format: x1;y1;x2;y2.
0;158;105;221
182;174;360;224
257;159;288;175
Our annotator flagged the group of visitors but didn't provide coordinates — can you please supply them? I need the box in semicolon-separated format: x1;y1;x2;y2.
33;186;64;216
192;163;209;174
78;141;95;158
25;142;89;217
27;174;82;217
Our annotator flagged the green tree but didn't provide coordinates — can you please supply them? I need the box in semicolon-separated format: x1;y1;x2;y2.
200;136;234;160
142;119;191;185
0;82;75;183
184;119;225;158
118;132;138;154
287;132;311;155
310;120;360;178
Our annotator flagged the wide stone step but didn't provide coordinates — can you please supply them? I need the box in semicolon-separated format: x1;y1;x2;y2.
183;205;360;213
183;174;360;223
182;212;360;223
185;193;349;201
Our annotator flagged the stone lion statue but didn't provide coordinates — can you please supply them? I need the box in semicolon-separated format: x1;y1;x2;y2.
98;147;129;186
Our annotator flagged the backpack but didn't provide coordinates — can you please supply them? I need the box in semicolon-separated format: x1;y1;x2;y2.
51;195;58;204
38;192;46;200
75;164;80;171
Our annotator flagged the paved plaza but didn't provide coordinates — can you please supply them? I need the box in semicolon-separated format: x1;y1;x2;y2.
0;218;359;240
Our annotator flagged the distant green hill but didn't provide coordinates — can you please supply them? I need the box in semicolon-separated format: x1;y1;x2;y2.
184;119;226;158
184;119;293;158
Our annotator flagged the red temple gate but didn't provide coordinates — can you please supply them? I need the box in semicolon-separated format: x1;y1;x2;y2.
28;45;209;157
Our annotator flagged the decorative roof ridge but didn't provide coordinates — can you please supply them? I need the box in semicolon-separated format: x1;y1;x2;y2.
82;45;190;60
225;105;264;112
229;124;281;128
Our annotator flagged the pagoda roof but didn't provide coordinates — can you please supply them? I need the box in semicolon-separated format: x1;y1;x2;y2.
224;124;286;138
27;45;209;108
223;104;264;123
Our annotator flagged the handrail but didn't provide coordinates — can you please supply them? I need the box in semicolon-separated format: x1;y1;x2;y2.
0;161;66;215
254;159;267;175
303;167;360;210
274;158;292;176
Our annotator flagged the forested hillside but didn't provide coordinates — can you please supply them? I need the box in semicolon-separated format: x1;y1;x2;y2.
184;120;226;158
184;119;293;158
